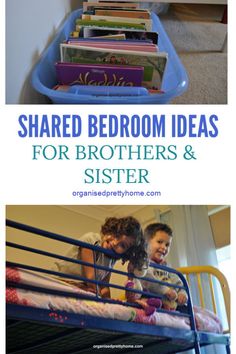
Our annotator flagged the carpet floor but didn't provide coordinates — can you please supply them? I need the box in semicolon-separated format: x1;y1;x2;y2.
159;4;227;104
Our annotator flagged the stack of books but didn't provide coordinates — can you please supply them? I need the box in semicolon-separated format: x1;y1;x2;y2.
54;1;168;95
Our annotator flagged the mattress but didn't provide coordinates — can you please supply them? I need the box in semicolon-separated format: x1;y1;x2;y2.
6;267;222;333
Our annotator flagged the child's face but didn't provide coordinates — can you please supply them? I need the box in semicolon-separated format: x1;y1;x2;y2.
149;231;172;263
102;234;134;255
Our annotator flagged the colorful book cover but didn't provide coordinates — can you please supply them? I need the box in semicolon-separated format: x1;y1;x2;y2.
94;9;151;19
88;33;126;40
81;14;152;31
75;27;158;45
67;39;156;46
75;19;145;30
66;40;158;52
60;44;168;90
93;7;149;14
83;2;139;11
55;62;144;86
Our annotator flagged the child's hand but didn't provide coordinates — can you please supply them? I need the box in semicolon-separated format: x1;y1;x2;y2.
165;288;178;301
125;280;136;302
177;292;188;305
126;291;136;302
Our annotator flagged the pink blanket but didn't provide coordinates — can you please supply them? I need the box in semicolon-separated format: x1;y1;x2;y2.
6;267;222;333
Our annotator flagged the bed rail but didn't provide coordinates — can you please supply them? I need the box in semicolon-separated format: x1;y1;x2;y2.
6;219;193;317
178;265;230;334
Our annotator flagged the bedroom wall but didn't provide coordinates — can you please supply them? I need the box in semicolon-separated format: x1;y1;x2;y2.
6;0;83;104
209;207;230;248
6;205;101;268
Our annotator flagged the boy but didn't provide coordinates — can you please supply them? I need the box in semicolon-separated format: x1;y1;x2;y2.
126;223;188;314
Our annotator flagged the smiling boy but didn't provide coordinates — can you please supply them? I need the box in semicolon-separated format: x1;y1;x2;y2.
142;223;188;310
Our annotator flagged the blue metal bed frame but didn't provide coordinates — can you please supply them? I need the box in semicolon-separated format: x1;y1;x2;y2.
6;219;230;354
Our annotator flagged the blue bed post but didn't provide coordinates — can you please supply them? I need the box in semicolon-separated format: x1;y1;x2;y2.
177;270;201;354
193;332;201;354
93;250;100;298
226;340;231;354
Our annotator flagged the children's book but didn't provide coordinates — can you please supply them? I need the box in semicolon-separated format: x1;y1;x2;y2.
81;14;152;31
73;27;158;44
67;38;155;45
65;38;158;52
94;9;151;19
87;33;127;40
55;62;144;86
76;19;145;30
83;2;139;11
60;44;168;90
67;37;153;44
67;38;153;44
92;7;149;12
65;40;158;52
94;7;151;19
69;34;136;41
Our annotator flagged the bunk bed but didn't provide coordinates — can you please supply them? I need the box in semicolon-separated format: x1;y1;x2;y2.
6;219;230;354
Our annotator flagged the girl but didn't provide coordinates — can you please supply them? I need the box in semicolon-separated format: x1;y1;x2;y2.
53;216;148;298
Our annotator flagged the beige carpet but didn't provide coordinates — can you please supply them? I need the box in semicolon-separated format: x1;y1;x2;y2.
159;4;227;104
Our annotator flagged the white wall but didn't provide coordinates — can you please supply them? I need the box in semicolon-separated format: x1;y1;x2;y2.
6;0;82;104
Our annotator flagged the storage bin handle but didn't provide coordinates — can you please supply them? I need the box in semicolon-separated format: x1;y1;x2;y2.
67;85;149;97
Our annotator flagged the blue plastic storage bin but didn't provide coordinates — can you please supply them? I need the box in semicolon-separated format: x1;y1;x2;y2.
32;9;188;104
